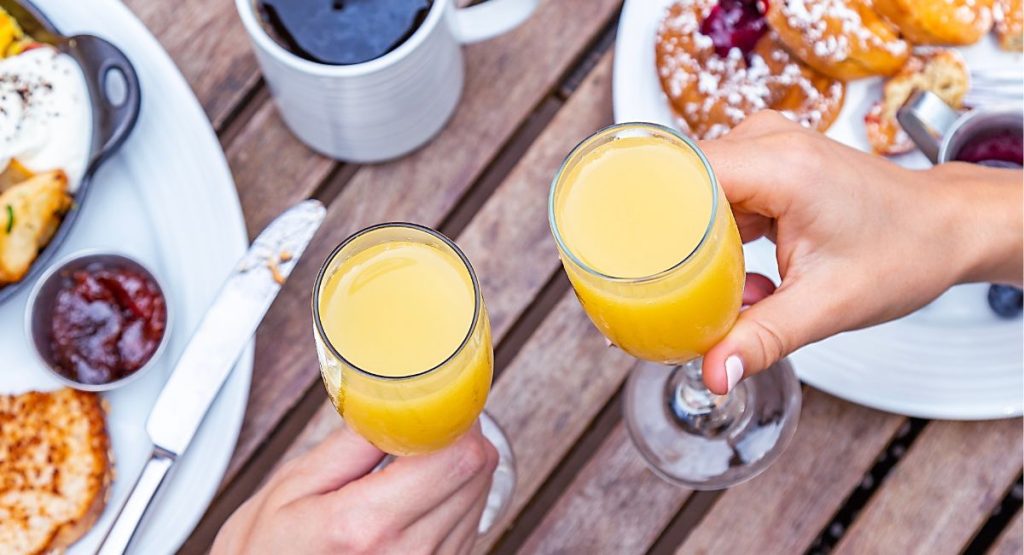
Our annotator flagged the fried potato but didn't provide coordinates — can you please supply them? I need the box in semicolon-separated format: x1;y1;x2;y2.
0;7;31;58
0;170;71;284
0;160;36;194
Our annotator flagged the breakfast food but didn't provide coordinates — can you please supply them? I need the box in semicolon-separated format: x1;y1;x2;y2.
0;171;71;284
0;388;111;554
0;7;92;287
766;0;910;80
994;0;1024;51
656;0;845;139
49;261;168;385
865;49;970;155
0;8;33;57
873;0;995;45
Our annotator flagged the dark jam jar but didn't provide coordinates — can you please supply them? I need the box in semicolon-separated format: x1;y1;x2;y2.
257;0;434;65
29;253;169;389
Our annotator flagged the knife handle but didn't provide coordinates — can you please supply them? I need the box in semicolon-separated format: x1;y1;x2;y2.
97;450;175;555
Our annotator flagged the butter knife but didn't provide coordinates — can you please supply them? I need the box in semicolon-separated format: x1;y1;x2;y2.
97;199;326;555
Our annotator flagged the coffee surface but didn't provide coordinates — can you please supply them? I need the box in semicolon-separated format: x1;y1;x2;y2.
258;0;433;65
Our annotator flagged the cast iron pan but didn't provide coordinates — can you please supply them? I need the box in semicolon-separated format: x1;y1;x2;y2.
0;0;141;304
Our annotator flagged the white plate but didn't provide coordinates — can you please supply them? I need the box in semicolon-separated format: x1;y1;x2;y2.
0;0;252;552
614;0;1024;420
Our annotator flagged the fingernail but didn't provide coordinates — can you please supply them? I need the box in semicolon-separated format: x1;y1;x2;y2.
725;355;744;393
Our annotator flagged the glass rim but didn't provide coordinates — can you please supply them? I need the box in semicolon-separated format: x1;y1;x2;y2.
312;222;483;382
547;121;720;284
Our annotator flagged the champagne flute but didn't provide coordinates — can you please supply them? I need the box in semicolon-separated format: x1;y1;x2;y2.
548;123;801;488
312;223;515;531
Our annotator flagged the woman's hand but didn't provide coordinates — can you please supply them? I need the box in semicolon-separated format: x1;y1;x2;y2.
212;424;498;555
699;111;1023;394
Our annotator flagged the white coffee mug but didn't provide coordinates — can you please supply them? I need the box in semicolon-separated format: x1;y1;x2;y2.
236;0;538;163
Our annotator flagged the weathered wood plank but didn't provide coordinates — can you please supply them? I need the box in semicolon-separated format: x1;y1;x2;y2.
223;100;335;238
124;0;259;130
836;419;1024;555
474;295;637;553
673;390;905;554
456;53;613;341
988;509;1023;555
520;423;692;555
223;0;623;484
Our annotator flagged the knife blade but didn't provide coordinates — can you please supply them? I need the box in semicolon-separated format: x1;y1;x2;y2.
97;199;326;555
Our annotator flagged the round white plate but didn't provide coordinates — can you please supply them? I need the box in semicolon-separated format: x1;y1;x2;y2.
0;0;252;552
614;0;1024;420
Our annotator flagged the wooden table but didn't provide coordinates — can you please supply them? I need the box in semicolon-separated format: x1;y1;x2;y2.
122;1;1023;553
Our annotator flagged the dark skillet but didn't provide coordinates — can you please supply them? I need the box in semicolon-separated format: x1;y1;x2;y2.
0;0;140;304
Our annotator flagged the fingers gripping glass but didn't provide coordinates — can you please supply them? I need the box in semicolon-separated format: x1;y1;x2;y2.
312;223;515;533
548;122;802;489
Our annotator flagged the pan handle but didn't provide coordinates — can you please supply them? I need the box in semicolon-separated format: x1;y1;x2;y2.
64;34;141;171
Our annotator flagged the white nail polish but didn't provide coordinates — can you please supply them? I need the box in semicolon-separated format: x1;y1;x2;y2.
725;355;744;393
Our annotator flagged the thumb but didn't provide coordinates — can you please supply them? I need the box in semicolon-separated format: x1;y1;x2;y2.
701;281;823;395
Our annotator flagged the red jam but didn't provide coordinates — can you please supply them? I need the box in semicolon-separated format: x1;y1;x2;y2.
700;0;769;59
50;264;167;385
954;130;1024;168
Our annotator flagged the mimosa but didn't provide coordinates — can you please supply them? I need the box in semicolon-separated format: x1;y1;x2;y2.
314;231;492;456
551;133;745;363
549;123;800;489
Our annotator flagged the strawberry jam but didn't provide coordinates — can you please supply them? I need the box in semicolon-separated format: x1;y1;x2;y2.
50;264;167;385
954;129;1024;168
700;0;770;59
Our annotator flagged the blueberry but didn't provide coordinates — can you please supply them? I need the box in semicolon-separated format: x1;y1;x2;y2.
988;284;1023;319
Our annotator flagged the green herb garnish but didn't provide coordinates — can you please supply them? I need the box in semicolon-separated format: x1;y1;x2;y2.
4;205;11;234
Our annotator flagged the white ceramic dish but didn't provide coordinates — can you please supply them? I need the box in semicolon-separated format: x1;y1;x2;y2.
614;0;1023;420
0;0;252;552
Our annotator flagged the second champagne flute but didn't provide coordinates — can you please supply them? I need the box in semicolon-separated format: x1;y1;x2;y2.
548;122;801;488
312;223;515;532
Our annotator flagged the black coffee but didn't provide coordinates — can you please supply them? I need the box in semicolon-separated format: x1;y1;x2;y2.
257;0;433;65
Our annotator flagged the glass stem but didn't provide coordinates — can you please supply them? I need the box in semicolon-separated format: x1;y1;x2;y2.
666;357;745;436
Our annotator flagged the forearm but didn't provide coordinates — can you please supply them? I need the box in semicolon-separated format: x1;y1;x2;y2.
933;163;1024;287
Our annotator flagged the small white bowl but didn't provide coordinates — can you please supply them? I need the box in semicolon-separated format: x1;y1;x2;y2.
24;250;172;392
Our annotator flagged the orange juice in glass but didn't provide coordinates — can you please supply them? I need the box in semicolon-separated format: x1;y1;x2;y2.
549;123;800;489
551;131;745;362
313;223;514;531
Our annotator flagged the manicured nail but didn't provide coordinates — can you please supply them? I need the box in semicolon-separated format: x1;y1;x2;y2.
725;355;744;393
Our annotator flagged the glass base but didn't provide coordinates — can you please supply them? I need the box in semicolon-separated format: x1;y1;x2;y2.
623;358;801;489
478;411;516;535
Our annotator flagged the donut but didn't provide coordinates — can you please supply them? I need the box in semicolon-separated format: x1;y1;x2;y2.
874;0;994;45
766;0;910;80
656;0;845;139
995;0;1023;51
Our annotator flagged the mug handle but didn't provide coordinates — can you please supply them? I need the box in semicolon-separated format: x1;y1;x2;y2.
897;90;960;165
453;0;539;44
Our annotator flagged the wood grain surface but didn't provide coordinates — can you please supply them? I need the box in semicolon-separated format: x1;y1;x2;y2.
836;419;1023;555
676;390;906;554
520;422;694;554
